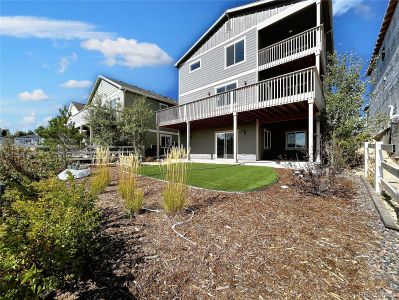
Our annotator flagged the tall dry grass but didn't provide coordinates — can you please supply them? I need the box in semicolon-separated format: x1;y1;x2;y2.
90;147;111;197
161;146;188;214
118;153;144;214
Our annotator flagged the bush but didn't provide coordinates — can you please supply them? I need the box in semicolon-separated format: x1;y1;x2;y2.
161;147;187;214
0;145;63;194
0;177;100;299
118;154;143;214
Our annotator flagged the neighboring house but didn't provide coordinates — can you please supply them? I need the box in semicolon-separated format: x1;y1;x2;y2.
68;75;178;155
367;0;399;122
14;134;43;147
156;0;333;162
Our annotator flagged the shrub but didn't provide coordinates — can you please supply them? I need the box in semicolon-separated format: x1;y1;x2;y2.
161;146;187;214
0;177;100;299
90;147;110;197
0;145;63;194
118;154;143;214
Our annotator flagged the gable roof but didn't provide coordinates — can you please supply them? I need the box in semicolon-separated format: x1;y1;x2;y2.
71;101;85;111
87;75;176;106
175;0;288;68
367;0;398;75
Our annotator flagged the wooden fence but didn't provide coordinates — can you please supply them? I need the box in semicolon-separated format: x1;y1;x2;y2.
364;141;398;203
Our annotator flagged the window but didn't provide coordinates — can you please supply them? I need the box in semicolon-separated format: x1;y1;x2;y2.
159;103;168;110
189;59;201;72
264;130;271;149
225;38;245;68
215;81;237;106
286;131;306;149
160;134;172;148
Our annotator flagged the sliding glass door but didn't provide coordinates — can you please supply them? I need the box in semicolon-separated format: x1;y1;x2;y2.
216;132;234;159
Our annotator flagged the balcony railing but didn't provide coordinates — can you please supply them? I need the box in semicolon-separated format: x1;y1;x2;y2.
258;25;324;71
157;67;323;127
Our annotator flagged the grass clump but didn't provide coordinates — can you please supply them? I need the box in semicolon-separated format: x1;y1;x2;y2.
118;154;144;214
161;146;188;214
90;147;111;197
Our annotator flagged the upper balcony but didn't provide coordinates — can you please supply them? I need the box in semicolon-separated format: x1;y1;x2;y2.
157;67;323;127
258;25;326;72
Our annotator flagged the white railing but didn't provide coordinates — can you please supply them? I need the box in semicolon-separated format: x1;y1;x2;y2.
68;109;89;128
157;67;323;127
258;25;324;71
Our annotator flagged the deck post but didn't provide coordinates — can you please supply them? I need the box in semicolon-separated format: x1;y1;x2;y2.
316;117;321;163
89;126;93;145
233;112;238;163
186;121;191;161
316;0;321;73
177;129;181;147
375;141;383;193
256;119;259;161
156;127;160;159
308;101;314;162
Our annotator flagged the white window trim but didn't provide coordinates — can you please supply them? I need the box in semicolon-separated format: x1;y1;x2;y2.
189;58;201;73
214;131;233;159
285;131;307;150
224;37;246;70
160;134;172;147
214;80;238;94
264;129;271;149
159;103;168;110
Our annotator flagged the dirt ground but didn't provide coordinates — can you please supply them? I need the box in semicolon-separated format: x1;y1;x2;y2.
57;167;398;300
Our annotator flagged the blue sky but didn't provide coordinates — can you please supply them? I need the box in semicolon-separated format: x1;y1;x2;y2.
0;0;389;132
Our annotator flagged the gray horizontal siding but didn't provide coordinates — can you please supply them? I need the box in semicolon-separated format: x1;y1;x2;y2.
181;121;257;156
179;72;257;105
179;28;257;97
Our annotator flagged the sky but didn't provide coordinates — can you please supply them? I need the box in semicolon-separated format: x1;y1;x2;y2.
0;0;390;132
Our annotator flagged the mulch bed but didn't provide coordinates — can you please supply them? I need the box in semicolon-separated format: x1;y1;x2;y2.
57;167;398;299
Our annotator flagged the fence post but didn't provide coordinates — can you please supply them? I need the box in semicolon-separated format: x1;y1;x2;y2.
364;142;369;178
375;141;383;193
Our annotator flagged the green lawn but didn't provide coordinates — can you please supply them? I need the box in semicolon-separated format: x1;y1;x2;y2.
141;163;278;192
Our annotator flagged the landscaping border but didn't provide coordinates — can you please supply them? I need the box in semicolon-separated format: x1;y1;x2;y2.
360;175;399;231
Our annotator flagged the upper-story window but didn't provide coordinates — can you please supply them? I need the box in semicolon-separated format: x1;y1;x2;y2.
225;38;245;68
189;59;201;73
215;81;237;106
159;103;168;110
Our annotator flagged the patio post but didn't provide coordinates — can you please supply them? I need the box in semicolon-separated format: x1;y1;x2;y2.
308;101;314;162
156;127;160;159
178;129;181;147
186;121;191;161
233;112;238;163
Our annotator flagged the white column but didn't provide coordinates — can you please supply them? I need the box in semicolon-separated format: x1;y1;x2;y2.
186;121;191;161
316;118;321;163
316;0;321;74
233;112;238;163
308;102;314;162
177;129;181;148
256;119;259;161
364;142;369;178
375;141;383;193
156;127;160;159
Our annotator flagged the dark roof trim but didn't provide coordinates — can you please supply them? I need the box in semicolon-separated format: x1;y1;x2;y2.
175;0;285;68
71;101;85;111
367;0;398;76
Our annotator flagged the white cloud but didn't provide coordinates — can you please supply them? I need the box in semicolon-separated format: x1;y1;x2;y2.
61;79;92;88
0;16;112;39
20;112;37;126
333;0;371;17
58;52;77;73
18;89;48;101
81;38;173;68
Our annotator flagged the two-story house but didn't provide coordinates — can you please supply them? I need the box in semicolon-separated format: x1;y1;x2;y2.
367;0;398;130
68;75;178;155
156;0;333;162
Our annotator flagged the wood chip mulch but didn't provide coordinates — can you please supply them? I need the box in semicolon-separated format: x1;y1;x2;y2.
57;167;398;300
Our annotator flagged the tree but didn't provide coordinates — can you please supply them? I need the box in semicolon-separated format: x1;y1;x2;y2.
36;107;83;167
119;97;154;156
85;96;120;146
321;52;370;167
